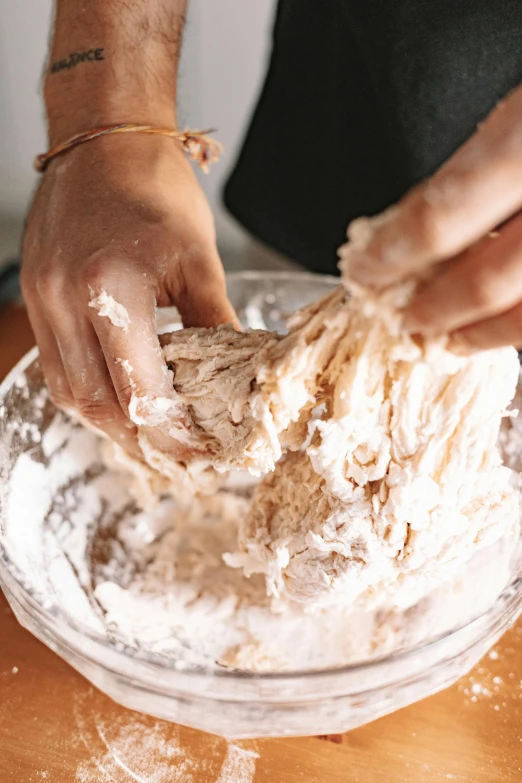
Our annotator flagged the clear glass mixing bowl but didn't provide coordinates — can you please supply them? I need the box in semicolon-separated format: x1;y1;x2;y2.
0;271;521;740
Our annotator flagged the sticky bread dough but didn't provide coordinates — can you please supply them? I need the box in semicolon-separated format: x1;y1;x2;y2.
102;266;520;612
107;286;351;505
160;286;350;470
225;280;520;609
101;435;221;510
92;488;517;671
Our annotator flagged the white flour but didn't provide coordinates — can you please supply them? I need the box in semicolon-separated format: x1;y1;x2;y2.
73;694;258;783
1;291;521;674
89;289;131;331
213;746;259;783
2;401;519;673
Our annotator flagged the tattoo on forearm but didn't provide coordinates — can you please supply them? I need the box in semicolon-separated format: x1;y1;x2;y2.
50;48;105;74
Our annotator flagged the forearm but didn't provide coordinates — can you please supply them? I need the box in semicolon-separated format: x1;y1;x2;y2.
44;0;187;144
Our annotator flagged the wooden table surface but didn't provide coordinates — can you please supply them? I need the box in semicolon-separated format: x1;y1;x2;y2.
1;302;522;783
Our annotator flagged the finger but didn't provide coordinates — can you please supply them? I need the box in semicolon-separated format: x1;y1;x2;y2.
339;86;522;287
50;310;141;457
24;299;73;410
174;252;240;329
449;301;522;353
402;216;522;335
86;269;199;459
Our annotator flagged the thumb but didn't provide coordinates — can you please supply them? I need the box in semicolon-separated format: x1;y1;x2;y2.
174;252;241;330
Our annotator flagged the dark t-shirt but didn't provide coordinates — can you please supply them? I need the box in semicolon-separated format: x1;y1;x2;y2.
224;0;522;274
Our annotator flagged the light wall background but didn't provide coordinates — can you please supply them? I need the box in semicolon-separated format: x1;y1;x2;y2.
0;0;276;265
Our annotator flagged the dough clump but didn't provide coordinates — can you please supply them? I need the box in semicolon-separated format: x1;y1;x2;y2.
225;281;519;609
106;259;520;611
106;287;351;505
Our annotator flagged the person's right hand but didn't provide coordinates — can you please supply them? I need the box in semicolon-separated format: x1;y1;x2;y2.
21;133;238;458
339;83;522;354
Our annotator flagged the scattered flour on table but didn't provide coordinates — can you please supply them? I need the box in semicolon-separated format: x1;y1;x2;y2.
214;745;259;783
73;697;258;783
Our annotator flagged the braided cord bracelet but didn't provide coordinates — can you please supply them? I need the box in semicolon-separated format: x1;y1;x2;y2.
34;124;223;173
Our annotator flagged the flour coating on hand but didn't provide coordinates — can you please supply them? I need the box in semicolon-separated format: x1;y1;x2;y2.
88;288;130;331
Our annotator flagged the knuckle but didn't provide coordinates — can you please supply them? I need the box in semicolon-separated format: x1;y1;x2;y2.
75;395;117;424
34;260;66;305
81;258;105;290
81;255;119;291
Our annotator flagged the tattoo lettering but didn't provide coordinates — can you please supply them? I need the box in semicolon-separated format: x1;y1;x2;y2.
50;48;104;74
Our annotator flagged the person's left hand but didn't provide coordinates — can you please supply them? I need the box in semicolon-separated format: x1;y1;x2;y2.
339;83;522;353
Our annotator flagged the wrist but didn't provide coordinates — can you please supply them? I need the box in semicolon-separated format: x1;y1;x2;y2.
45;73;177;146
45;94;178;146
38;124;201;189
